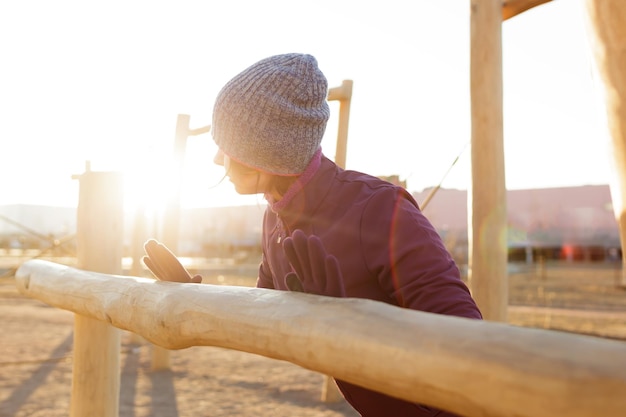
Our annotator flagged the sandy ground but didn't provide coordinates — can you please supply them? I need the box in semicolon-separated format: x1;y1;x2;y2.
1;262;626;417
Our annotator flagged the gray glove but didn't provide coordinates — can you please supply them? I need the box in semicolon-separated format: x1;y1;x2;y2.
282;230;346;297
143;239;202;283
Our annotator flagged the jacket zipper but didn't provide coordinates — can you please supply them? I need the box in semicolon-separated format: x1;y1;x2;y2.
276;216;287;244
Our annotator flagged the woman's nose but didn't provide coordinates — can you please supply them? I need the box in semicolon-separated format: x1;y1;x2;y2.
213;149;225;166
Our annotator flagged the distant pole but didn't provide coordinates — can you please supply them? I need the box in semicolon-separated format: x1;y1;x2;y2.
153;114;212;369
162;114;190;251
71;163;123;417
585;0;626;288
469;0;508;322
328;80;353;169
130;206;148;278
128;206;148;344
161;113;210;252
320;81;354;403
153;114;190;369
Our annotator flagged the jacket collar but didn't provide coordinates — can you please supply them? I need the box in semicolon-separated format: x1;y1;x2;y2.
266;153;338;221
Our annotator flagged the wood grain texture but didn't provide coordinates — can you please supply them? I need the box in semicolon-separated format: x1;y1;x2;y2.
15;259;626;417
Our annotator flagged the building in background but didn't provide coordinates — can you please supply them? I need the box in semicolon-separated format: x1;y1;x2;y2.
412;185;620;263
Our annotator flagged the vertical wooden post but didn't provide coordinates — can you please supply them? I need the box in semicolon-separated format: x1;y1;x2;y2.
150;115;211;368
128;206;148;344
130;206;148;279
162;114;190;250
152;114;191;370
585;0;626;287
321;375;343;403
469;0;508;321
328;80;353;169
319;81;354;403
71;163;123;417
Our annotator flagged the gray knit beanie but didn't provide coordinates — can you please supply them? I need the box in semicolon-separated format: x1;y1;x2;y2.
211;53;331;175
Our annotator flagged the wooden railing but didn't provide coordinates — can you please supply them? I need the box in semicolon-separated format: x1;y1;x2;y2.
15;259;626;417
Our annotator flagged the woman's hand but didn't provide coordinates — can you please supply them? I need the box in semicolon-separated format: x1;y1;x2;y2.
143;239;203;283
282;230;346;297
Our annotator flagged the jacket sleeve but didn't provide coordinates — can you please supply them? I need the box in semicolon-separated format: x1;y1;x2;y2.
256;252;275;289
361;187;482;319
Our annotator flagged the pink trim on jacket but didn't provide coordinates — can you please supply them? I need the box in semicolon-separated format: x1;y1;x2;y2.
265;148;322;212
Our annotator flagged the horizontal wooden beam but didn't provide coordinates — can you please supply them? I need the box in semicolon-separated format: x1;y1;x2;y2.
327;79;353;102
502;0;552;20
15;259;626;417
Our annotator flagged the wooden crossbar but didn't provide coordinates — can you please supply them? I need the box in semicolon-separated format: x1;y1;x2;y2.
15;259;626;417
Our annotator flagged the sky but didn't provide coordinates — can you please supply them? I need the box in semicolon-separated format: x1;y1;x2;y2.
0;0;614;209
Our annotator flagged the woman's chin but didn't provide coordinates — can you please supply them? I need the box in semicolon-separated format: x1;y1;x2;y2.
233;185;255;195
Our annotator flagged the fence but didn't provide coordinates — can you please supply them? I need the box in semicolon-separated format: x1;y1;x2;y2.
14;258;626;417
13;86;626;415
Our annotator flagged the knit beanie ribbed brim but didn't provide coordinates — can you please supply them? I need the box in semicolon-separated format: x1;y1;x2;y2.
211;53;331;175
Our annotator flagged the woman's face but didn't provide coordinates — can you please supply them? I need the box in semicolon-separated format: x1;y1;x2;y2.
213;149;272;195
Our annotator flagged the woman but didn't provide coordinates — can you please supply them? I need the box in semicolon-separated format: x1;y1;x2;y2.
145;53;482;417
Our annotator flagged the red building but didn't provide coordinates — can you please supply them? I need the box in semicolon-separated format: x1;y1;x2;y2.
412;185;620;263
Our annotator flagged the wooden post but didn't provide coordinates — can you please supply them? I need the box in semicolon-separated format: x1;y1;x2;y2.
15;260;626;417
328;79;353;169
320;81;353;402
584;0;626;287
152;114;190;369
71;163;123;417
320;373;343;404
162;114;191;252
130;206;148;279
153;114;212;369
128;206;148;344
469;0;508;321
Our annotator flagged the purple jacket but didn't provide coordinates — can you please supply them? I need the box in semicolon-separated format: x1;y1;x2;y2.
258;155;482;416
